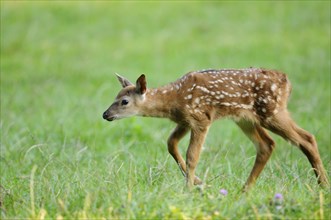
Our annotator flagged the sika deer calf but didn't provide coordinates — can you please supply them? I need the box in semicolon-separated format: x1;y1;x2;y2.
102;68;329;191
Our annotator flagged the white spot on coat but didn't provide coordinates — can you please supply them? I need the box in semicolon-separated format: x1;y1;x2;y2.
186;94;192;99
271;83;277;92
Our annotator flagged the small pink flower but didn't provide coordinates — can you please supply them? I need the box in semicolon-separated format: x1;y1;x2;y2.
274;193;283;201
274;193;283;208
219;189;228;196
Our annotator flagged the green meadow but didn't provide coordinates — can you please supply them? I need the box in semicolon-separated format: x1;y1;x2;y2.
1;1;330;219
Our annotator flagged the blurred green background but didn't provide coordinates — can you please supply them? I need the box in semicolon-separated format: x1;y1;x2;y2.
1;1;330;219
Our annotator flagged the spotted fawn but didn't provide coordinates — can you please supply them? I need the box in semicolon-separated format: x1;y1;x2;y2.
103;68;329;191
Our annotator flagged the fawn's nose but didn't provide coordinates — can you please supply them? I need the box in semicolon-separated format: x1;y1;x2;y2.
102;111;108;120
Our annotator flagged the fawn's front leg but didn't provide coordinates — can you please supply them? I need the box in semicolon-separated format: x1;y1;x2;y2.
186;126;209;189
168;124;202;185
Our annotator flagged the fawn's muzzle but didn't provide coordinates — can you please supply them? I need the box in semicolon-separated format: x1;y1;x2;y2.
102;111;114;121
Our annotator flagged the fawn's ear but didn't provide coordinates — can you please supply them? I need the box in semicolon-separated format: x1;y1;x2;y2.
115;73;134;88
135;74;147;95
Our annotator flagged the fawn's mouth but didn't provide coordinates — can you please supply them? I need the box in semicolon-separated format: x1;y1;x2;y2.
105;116;116;121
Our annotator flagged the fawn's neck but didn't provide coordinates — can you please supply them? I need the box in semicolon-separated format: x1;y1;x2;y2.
139;85;179;119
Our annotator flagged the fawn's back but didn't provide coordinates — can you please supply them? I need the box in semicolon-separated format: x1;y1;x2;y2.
153;68;291;125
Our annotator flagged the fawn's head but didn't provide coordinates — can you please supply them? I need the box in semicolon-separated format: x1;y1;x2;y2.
103;74;147;121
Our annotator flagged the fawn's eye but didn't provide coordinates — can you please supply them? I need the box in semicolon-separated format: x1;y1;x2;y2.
121;99;129;106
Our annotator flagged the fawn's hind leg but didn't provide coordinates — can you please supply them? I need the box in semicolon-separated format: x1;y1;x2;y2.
263;110;329;187
237;121;276;192
167;124;202;185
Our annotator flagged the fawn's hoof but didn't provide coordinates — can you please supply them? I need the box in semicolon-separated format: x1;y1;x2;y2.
194;176;203;185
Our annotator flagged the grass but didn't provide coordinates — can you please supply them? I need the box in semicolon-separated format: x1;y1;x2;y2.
1;1;330;219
